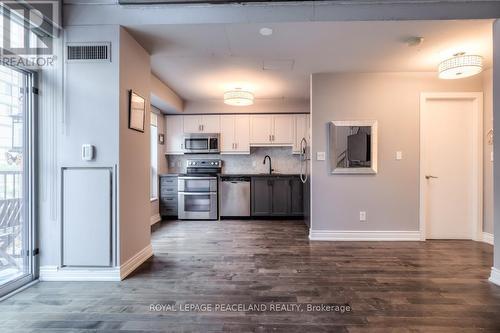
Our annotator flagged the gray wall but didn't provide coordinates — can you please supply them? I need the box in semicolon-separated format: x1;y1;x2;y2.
483;68;494;234
166;147;301;174
52;25;121;268
311;72;484;232
119;27;152;265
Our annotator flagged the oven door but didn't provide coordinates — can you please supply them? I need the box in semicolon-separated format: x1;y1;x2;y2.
178;177;217;192
184;137;209;153
178;192;218;220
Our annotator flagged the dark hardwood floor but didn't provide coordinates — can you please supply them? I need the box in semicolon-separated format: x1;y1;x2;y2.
1;220;500;332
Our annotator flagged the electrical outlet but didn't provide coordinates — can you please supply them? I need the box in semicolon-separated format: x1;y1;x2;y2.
252;161;257;167
396;151;403;160
317;152;326;161
359;211;367;222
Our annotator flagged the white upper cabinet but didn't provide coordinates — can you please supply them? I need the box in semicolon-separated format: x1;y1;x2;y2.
220;115;250;154
220;115;235;153
234;115;250;153
183;115;220;133
293;114;310;154
250;115;273;144
250;114;294;146
272;115;294;144
183;115;201;133
202;115;220;133
167;113;307;154
165;115;184;155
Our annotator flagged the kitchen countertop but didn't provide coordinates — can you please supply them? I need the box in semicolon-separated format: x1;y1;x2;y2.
160;173;301;177
220;173;301;177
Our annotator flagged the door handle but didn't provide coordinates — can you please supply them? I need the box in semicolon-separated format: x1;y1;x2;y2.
425;175;439;180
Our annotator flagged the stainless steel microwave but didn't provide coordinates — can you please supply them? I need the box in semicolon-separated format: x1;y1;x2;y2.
183;133;220;154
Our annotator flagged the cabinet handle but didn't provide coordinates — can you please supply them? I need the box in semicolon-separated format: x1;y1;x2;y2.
181;143;184;149
235;142;237;149
202;124;204;131
269;135;272;142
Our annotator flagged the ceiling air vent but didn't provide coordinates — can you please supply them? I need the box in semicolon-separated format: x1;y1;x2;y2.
66;43;111;63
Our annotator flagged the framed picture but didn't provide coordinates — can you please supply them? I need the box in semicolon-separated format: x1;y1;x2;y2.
128;90;145;132
158;133;165;145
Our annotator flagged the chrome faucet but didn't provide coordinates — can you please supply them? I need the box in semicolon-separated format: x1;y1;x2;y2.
263;155;274;175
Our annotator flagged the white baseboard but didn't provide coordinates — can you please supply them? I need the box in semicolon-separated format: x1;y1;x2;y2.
39;266;121;282
489;267;500;287
120;244;153;280
482;232;494;245
309;230;421;241
150;213;162;226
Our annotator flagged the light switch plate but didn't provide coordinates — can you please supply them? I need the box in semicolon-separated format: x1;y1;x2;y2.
396;151;403;160
81;144;95;161
360;211;367;222
317;152;326;161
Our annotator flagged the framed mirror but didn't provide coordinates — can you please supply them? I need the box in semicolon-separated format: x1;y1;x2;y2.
329;120;378;174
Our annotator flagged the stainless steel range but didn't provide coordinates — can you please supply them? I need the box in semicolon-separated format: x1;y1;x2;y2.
178;159;222;220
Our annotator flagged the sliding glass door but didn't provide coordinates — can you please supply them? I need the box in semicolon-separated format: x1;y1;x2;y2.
0;64;35;297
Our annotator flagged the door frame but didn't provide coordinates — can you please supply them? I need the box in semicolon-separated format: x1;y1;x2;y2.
419;92;483;241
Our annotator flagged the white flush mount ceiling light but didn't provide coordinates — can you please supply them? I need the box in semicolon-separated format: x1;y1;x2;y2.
224;89;254;106
438;53;483;80
259;27;273;36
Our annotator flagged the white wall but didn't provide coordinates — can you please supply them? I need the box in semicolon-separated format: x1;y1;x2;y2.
483;68;494;235
151;74;183;113
182;98;309;115
310;72;484;232
119;27;152;265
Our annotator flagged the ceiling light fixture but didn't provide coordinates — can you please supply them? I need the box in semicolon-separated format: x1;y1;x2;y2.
438;53;483;80
259;27;273;36
224;89;254;106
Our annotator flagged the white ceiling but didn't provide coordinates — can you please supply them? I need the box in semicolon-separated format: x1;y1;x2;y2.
127;19;493;101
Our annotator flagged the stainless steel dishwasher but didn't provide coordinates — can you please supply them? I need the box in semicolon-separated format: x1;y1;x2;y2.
220;176;251;217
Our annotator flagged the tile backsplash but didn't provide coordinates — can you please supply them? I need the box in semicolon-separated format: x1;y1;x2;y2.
166;147;302;174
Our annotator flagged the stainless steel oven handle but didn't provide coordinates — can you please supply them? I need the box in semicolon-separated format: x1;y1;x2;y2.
179;176;217;180
178;192;217;195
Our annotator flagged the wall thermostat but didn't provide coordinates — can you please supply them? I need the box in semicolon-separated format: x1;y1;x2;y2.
81;144;95;161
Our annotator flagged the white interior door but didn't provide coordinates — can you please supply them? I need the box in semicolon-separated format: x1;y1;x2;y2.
420;93;482;240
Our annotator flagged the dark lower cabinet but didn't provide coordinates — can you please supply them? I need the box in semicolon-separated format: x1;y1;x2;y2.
160;175;178;218
271;178;291;216
251;176;304;217
251;178;272;216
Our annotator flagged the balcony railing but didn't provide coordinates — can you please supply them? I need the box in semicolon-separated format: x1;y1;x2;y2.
0;171;23;282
